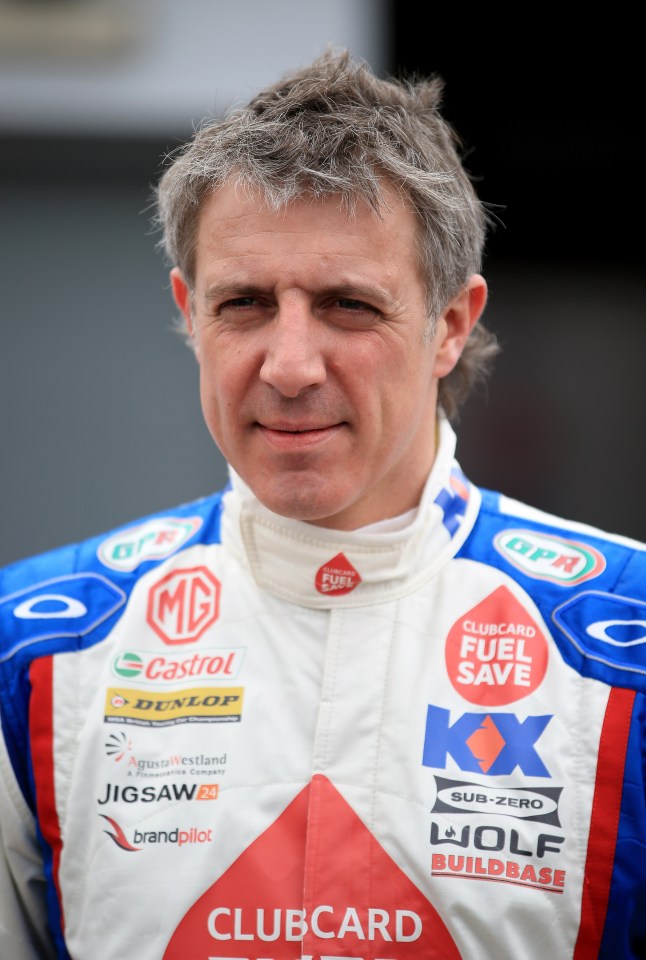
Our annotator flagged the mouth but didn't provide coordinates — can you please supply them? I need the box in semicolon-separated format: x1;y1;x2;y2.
255;422;344;450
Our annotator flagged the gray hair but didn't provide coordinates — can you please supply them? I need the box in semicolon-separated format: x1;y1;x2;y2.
153;47;499;419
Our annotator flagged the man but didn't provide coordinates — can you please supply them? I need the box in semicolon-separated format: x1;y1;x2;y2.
0;49;644;960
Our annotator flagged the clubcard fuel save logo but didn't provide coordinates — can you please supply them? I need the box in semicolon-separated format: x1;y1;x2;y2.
315;552;361;596
445;586;548;705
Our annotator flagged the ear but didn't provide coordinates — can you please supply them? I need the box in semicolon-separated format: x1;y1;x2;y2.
170;267;195;340
432;274;488;379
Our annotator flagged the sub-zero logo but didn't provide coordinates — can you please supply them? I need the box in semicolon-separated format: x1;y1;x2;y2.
315;552;361;596
98;516;202;571
446;586;548;705
100;814;213;851
494;529;605;585
432;776;562;825
104;686;243;727
147;566;220;644
422;705;552;777
112;647;244;683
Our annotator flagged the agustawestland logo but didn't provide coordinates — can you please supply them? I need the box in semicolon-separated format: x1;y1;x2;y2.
445;586;548;706
315;552;361;596
100;814;213;852
147;566;221;644
103;731;227;778
98;517;203;571
493;529;606;585
422;705;552;777
105;731;134;763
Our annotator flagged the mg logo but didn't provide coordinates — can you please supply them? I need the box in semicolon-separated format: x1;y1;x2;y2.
147;566;220;644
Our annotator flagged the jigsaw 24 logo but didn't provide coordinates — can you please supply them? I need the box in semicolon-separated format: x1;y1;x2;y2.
422;705;552;777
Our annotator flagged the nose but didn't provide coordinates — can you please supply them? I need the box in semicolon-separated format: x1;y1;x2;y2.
259;299;327;397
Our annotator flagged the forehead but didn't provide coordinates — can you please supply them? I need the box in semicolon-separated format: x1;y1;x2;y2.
192;181;422;284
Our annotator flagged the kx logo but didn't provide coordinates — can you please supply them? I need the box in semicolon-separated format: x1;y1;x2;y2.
422;705;552;777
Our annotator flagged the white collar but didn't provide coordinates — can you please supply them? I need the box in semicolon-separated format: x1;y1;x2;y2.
221;418;480;609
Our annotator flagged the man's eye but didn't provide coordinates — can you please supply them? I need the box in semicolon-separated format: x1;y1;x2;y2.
221;296;257;309
337;298;366;310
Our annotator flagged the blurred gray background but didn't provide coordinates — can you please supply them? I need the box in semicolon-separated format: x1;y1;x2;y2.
1;0;644;567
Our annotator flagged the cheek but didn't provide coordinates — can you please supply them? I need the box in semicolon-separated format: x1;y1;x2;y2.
197;346;252;440
197;355;227;423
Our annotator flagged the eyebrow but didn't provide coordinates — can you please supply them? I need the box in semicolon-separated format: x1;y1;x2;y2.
202;280;397;308
203;282;264;304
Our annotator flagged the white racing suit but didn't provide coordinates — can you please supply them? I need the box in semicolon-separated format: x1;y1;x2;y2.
0;418;645;959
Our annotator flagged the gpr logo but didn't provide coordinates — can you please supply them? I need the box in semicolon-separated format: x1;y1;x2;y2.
147;566;220;644
422;705;552;777
98;517;203;571
494;530;605;585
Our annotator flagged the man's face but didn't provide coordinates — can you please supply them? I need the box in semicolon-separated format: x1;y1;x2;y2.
171;183;483;530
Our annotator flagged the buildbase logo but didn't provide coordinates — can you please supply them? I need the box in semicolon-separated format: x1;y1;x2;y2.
494;529;605;585
100;813;213;852
315;552;361;596
431;851;566;894
445;586;548;705
147;566;220;644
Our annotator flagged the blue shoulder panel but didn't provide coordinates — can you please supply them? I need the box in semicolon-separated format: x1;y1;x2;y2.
459;489;646;692
0;489;226;808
